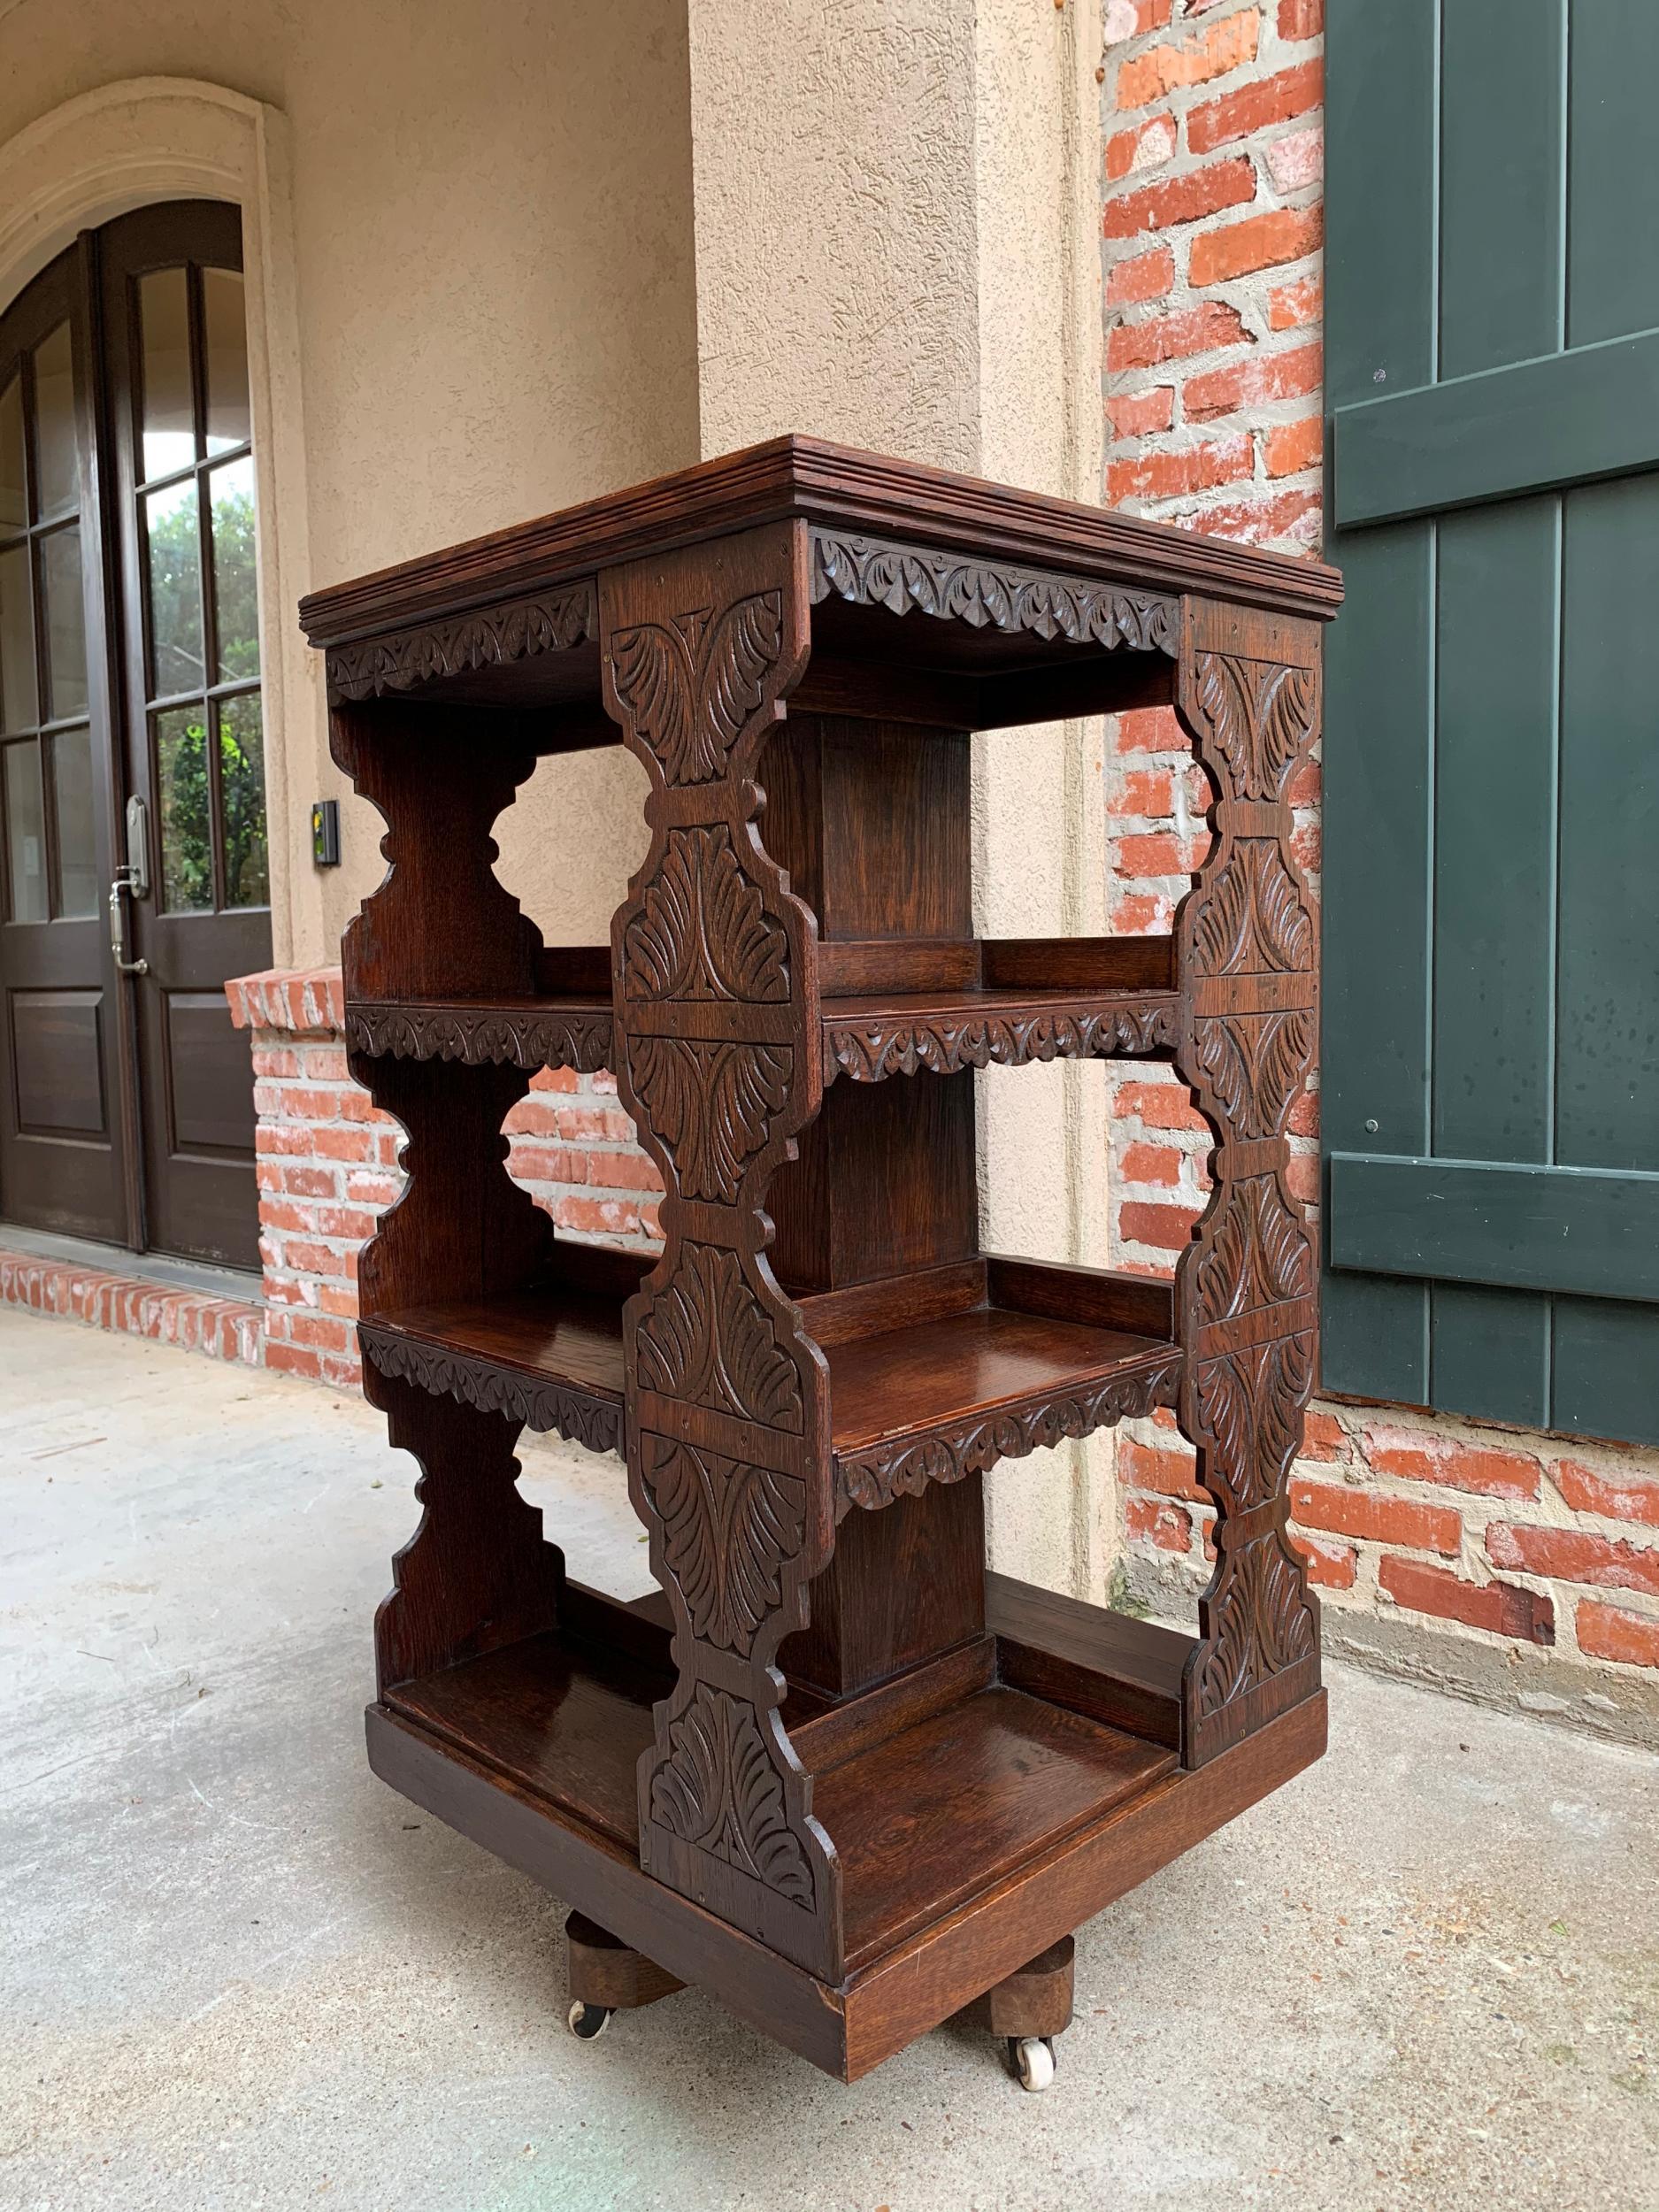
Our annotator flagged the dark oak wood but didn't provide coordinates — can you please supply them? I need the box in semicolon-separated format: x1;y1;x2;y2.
319;437;1337;2085
972;1935;1075;2041
365;1685;1326;2082
987;1569;1188;1750
300;435;1342;655
565;1911;686;2011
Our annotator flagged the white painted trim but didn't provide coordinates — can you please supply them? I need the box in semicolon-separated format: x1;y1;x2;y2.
0;78;321;966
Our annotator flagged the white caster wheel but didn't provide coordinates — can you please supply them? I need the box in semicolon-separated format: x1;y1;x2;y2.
567;2001;612;2041
1008;2036;1056;2093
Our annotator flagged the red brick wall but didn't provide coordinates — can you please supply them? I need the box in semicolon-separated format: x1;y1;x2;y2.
227;968;660;1391
1100;0;1659;1711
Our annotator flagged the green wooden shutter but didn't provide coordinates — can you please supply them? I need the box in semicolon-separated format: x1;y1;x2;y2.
1324;0;1659;1448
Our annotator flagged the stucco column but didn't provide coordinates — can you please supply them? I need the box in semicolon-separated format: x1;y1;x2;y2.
687;0;1113;1599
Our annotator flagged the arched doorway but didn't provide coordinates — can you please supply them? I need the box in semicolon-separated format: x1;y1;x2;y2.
0;202;270;1269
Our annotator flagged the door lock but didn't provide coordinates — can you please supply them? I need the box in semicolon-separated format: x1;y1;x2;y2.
110;867;148;977
125;795;150;900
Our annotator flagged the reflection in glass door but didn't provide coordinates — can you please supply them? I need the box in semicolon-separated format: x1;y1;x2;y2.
106;203;272;1270
134;260;268;919
1;321;96;926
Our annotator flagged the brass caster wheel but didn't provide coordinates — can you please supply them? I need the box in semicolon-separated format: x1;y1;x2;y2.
567;2001;613;2041
1008;2035;1056;2093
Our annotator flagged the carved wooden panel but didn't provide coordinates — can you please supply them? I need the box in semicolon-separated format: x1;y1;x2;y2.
326;582;595;703
1172;615;1323;1769
603;518;841;1981
810;531;1180;654
835;1351;1183;1517
823;995;1181;1084
359;1323;622;1458
345;998;613;1075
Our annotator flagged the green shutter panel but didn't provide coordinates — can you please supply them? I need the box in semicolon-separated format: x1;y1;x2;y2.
1323;0;1659;1448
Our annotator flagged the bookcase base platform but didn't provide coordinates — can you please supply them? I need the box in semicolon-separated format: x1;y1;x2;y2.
303;436;1340;2092
368;1657;1325;2083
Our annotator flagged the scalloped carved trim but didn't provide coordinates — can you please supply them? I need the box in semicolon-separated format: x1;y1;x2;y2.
825;996;1181;1084
359;1325;621;1456
649;1685;817;1907
326;584;595;703
345;999;613;1074
810;530;1180;653
836;1352;1182;1514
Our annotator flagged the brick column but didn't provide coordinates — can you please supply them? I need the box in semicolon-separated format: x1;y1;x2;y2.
227;966;663;1388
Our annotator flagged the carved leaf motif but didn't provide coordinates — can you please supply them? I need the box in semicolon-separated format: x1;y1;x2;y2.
1258;662;1319;799
611;591;784;785
703;594;785;761
810;532;1180;655
1194;1172;1314;1324
836;1352;1183;1513
1188;839;1313;979
326;585;595;703
643;1435;806;1654
628;1039;793;1202
1192;1010;1313;1141
635;1243;803;1430
1192;654;1317;803
649;1685;816;1905
625;826;788;1002
825;999;1180;1083
1192;1333;1314;1514
1194;1529;1317;1711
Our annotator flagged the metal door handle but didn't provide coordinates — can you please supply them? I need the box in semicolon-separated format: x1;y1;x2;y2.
110;868;148;976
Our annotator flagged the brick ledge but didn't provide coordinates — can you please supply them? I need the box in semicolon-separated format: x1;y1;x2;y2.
227;965;344;1034
0;1247;264;1366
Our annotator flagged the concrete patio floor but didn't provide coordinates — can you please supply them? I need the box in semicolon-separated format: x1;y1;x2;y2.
2;1308;1655;2212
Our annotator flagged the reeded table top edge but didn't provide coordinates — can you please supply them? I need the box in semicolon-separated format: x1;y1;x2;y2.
300;434;1343;650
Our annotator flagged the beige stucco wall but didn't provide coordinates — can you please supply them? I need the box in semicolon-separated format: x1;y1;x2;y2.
687;0;1113;1596
4;0;1120;1600
0;0;699;966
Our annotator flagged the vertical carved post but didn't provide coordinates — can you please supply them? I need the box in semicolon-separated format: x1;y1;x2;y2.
601;520;842;1980
330;703;562;1696
1172;603;1322;1767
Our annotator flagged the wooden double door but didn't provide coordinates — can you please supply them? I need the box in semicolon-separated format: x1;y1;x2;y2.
0;203;270;1270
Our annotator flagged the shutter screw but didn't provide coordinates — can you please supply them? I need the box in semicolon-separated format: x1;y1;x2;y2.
1364;1118;1379;1133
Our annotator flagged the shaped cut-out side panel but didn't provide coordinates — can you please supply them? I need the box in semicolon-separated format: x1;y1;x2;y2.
329;698;544;1002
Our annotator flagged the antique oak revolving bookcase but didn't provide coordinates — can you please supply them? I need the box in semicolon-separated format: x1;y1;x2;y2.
300;438;1341;2090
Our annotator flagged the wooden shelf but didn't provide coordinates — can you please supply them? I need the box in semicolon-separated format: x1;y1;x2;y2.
346;935;1181;1086
358;1257;1181;1506
825;1306;1179;1512
382;1611;1178;1978
359;1287;629;1455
